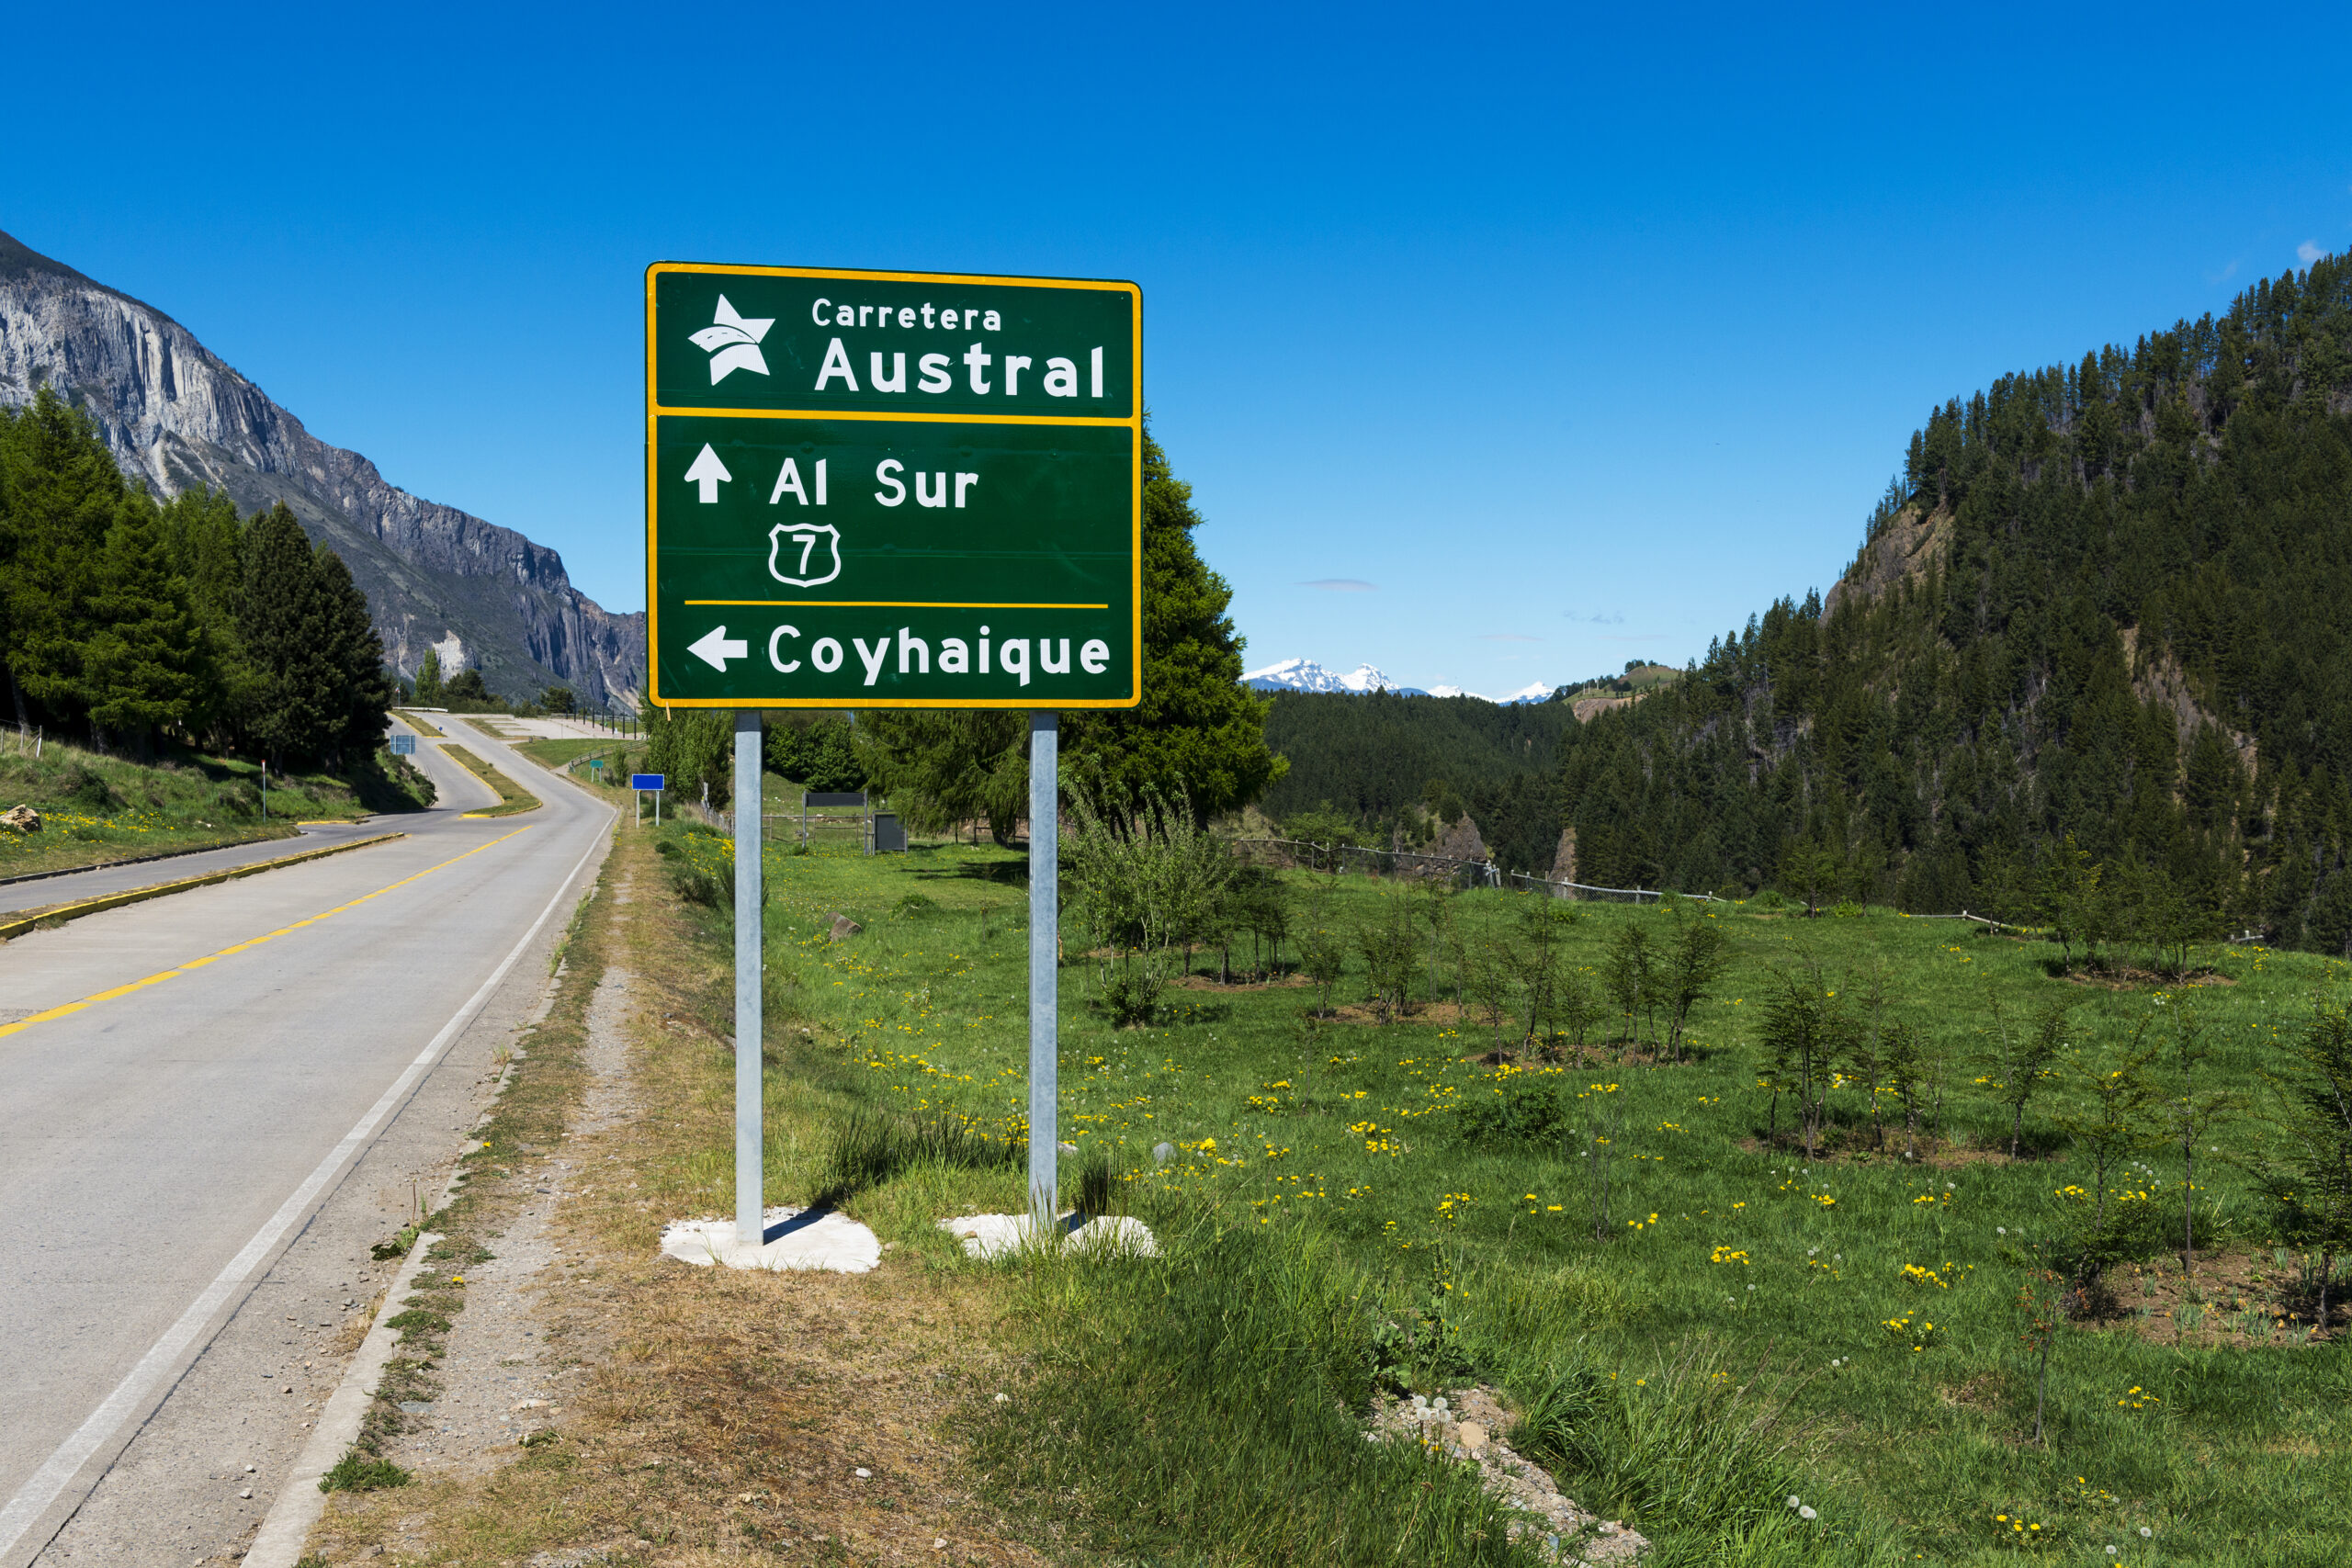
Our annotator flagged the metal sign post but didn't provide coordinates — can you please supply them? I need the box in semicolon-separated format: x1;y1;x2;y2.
1027;713;1058;1229
629;773;665;826
645;261;1141;1250
733;712;763;1245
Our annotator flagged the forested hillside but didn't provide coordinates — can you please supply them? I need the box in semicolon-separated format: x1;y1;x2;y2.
1560;251;2352;950
0;389;395;766
1260;689;1572;873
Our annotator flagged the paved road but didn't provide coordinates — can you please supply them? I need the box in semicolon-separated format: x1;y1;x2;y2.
0;723;614;1565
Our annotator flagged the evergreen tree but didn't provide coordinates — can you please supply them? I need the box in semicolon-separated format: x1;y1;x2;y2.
241;502;337;766
312;547;395;764
858;428;1284;831
643;698;735;807
0;389;120;728
767;714;868;795
853;711;1022;840
413;647;444;705
84;493;202;757
155;484;253;742
1066;429;1285;821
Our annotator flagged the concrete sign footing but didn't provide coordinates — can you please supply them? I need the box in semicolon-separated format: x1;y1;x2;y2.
938;1212;1158;1261
659;1205;880;1273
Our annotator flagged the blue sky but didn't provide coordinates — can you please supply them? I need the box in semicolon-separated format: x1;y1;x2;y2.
8;2;2351;697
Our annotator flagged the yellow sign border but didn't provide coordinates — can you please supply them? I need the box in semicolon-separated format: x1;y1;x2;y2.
645;262;1143;712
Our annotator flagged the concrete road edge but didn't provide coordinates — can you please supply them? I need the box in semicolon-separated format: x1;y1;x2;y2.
0;831;407;941
243;1227;447;1568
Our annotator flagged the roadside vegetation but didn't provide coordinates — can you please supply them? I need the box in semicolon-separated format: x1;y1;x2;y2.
627;820;2352;1567
0;734;429;878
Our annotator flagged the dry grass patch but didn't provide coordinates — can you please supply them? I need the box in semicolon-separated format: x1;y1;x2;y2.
308;825;1045;1567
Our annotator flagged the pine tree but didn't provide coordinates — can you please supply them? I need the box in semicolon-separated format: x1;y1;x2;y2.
241;502;336;766
312;547;395;765
859;427;1284;831
0;389;120;728
1065;428;1284;821
155;484;253;742
413;647;444;705
853;711;1023;840
84;493;203;757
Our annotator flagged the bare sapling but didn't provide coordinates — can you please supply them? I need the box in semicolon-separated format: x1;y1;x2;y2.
1662;911;1733;1063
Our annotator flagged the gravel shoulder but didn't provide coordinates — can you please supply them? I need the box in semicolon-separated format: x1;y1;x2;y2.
300;828;1048;1568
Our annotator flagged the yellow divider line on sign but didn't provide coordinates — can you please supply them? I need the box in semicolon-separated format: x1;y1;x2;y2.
0;826;533;1041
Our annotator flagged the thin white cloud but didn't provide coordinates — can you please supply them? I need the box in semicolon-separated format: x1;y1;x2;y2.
2298;240;2325;266
1562;608;1625;625
1477;633;1540;642
1300;579;1376;592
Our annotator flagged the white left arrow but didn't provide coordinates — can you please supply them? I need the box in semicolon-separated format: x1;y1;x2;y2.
689;625;749;671
684;444;732;503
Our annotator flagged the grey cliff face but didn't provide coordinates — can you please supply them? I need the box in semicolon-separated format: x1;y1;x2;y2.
0;228;644;707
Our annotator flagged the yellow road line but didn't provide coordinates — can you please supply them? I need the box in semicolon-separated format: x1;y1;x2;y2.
0;826;532;1041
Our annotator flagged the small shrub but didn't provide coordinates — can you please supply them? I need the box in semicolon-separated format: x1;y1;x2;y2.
893;893;941;918
319;1451;412;1493
1454;1075;1570;1145
1093;961;1170;1029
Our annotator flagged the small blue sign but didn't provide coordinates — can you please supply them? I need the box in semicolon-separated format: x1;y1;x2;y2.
629;773;665;791
388;734;416;755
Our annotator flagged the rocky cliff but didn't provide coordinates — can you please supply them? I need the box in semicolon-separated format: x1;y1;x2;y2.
0;228;644;707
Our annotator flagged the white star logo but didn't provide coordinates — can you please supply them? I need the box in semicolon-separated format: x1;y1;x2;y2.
688;295;774;383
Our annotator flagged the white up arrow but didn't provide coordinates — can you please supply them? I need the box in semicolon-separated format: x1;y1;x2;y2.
684;444;731;503
688;625;750;671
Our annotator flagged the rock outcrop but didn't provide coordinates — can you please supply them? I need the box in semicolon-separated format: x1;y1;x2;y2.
0;229;644;707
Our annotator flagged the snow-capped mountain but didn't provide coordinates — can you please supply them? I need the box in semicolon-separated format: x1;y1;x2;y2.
1244;659;1420;695
1247;659;1560;705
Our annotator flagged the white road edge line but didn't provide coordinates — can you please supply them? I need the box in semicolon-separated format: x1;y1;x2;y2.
0;804;616;1563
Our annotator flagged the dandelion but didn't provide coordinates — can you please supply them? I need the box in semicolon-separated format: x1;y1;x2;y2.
1799;1506;1817;1521
2140;1528;2154;1540
1788;1497;1802;1510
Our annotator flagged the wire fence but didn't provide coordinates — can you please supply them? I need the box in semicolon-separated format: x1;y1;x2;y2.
1226;835;2083;932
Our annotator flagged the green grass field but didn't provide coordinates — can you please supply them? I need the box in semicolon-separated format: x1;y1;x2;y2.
0;737;428;877
648;825;2349;1568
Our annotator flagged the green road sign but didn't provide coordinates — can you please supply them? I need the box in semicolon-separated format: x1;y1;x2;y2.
645;264;1142;709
